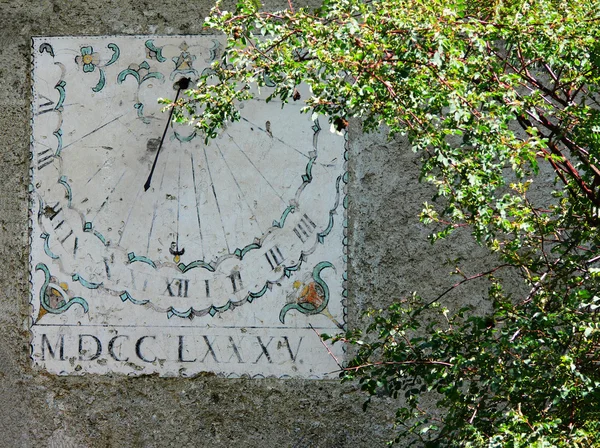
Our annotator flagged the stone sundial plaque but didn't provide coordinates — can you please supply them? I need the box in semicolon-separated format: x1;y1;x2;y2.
29;36;347;378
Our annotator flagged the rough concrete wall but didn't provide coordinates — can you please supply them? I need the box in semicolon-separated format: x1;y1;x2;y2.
0;1;496;447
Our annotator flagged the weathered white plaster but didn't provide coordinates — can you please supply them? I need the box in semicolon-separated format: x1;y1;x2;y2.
30;36;346;377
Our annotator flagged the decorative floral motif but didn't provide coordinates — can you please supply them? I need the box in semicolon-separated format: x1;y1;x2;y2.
76;46;100;73
117;61;163;85
171;41;198;80
35;263;89;321
279;261;343;329
73;43;119;92
292;279;326;308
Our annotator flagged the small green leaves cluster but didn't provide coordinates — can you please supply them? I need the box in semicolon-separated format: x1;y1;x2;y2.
335;271;600;446
174;0;600;445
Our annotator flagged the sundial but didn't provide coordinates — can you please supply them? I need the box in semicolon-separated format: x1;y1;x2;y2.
29;36;347;377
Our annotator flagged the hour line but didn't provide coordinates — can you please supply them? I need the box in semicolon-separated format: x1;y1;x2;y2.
190;153;205;259
176;157;181;248
36;94;56;115
240;117;309;159
203;144;230;253
129;269;137;289
117;183;144;246
146;203;158;254
91;170;126;221
85;159;111;185
61;114;125;152
226;133;287;206
158;139;172;191
215;142;264;232
146;142;173;253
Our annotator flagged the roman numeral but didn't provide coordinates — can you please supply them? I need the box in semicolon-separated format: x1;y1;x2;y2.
37;149;54;170
281;336;303;362
265;245;284;270
60;229;73;245
226;336;244;363
37;94;56;115
227;271;243;293
104;257;111;279
45;203;61;221
166;278;189;297
254;336;274;364
293;214;317;242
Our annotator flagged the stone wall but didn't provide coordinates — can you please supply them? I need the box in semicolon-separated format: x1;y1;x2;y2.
0;1;492;446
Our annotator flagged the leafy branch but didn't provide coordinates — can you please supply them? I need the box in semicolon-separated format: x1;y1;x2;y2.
173;0;600;445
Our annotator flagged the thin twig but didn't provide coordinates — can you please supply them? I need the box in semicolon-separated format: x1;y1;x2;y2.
309;324;343;370
586;254;600;265
343;360;454;372
417;264;510;313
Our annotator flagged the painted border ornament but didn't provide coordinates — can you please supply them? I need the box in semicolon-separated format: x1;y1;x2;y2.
29;35;347;378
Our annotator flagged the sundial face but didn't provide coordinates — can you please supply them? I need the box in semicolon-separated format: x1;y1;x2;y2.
29;36;347;378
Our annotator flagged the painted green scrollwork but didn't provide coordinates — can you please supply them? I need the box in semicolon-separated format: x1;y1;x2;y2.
117;61;164;85
93;230;108;246
205;39;222;62
40;233;59;260
145;39;166;62
312;118;321;148
117;61;164;125
134;103;151;124
92;69;106;93
106;43;120;66
263;72;276;87
58;175;72;207
233;241;262;259
284;257;305;278
177;260;215;273
72;273;102;289
166;280;275;319
54;80;66;110
39;43;54;56
272;205;295;228
317;175;342;243
127;252;157;269
120;291;149;305
173;130;197;143
36;263;89;317
53;129;63;156
302;153;316;183
201;67;217;77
